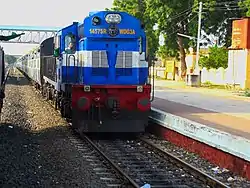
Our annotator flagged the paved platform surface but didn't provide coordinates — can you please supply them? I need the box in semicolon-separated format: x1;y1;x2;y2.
154;88;250;121
154;80;250;101
150;86;250;162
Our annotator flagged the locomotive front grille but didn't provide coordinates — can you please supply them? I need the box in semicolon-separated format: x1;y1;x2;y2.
116;51;133;76
92;51;108;68
91;51;109;77
115;51;132;68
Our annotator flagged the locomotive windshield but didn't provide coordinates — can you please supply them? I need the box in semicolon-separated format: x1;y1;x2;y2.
65;33;76;54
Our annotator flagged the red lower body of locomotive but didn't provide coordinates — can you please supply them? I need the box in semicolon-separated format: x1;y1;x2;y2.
71;84;151;133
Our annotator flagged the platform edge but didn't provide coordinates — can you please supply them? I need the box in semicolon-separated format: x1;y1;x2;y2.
150;107;250;162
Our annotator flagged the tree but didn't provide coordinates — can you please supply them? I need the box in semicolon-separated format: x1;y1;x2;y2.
0;32;24;41
112;0;160;64
147;0;200;79
240;0;250;16
147;0;245;78
199;46;228;69
5;55;17;64
201;0;246;47
111;0;245;79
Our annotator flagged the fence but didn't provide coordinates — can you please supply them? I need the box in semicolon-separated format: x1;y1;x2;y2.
200;67;229;85
151;67;234;85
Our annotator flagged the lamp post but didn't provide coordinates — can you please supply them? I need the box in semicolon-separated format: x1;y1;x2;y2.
195;2;203;74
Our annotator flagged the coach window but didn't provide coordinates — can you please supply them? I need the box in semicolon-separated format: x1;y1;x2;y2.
65;33;76;54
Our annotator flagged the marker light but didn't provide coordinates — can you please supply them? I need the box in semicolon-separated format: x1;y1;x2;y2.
84;85;91;92
137;86;143;92
105;14;122;24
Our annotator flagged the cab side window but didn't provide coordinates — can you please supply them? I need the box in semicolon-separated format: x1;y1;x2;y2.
65;33;76;54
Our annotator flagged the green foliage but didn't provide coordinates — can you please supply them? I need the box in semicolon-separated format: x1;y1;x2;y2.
147;0;195;48
245;89;250;97
199;46;228;69
5;55;17;64
240;0;250;16
157;45;179;60
201;0;245;47
0;32;24;41
201;81;226;89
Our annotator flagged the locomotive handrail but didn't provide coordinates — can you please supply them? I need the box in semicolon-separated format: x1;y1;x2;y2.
65;54;76;83
65;54;68;82
150;60;155;102
68;54;77;83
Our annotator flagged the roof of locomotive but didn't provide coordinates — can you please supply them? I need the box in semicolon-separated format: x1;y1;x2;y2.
83;10;144;39
88;10;130;17
85;10;140;23
57;10;142;32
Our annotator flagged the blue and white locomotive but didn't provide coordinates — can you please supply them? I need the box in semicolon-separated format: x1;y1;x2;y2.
16;11;152;133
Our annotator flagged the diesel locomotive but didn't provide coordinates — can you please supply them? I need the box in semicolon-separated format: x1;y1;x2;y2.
16;11;152;133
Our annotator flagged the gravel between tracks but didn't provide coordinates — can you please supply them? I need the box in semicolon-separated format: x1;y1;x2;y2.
145;134;250;188
0;69;106;188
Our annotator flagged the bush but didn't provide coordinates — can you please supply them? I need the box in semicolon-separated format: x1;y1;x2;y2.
5;55;17;64
199;46;228;69
245;90;250;97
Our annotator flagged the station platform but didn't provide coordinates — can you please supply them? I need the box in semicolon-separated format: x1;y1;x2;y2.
149;86;250;179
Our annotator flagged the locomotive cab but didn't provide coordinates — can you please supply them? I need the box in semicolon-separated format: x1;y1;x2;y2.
68;11;152;133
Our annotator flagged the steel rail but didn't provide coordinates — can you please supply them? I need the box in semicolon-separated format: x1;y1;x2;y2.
139;137;230;188
82;135;140;188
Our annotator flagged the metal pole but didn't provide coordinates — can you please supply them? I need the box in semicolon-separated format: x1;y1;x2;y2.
138;0;143;21
195;2;202;74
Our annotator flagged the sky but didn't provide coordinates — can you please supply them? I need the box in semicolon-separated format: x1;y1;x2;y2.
0;0;114;55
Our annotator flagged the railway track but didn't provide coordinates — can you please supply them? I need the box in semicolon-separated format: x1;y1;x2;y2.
81;134;230;188
68;131;138;188
13;67;230;187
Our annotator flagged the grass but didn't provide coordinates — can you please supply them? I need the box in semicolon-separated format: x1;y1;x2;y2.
152;77;250;97
244;90;250;97
201;81;243;91
202;81;250;97
201;81;226;90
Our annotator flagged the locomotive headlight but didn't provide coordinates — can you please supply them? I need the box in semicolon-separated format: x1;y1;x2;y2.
105;14;121;24
137;86;143;92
